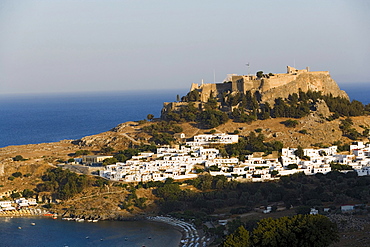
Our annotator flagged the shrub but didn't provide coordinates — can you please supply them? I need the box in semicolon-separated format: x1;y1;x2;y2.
13;155;25;161
287;164;298;170
74;150;90;156
12;172;22;178
281;119;299;128
255;128;262;133
10;192;21;199
299;129;308;134
137;119;147;125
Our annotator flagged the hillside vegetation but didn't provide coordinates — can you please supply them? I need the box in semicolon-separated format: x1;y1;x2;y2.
164;89;370;129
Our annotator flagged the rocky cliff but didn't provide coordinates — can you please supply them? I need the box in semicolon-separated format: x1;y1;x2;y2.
260;71;349;104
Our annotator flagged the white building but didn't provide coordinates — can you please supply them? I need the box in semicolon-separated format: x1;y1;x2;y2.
99;133;370;183
186;134;238;146
0;201;15;210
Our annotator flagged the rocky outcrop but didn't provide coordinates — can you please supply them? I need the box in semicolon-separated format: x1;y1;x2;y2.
161;67;349;118
74;121;151;149
75;132;132;149
312;99;331;119
260;72;349;104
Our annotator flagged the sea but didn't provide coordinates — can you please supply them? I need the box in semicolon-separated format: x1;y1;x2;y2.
0;84;368;246
0;217;182;247
0;89;188;148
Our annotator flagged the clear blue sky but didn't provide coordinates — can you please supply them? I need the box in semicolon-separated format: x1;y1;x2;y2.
1;0;369;94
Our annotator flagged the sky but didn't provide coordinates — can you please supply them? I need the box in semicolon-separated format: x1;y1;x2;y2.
0;0;369;95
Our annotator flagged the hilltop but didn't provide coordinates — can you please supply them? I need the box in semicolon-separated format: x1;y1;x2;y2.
162;66;349;118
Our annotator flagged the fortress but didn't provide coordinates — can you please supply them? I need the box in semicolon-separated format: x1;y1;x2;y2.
189;66;348;103
162;66;349;116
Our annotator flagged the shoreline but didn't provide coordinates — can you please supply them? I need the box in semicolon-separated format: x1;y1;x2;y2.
0;209;210;246
147;216;210;247
0;208;49;217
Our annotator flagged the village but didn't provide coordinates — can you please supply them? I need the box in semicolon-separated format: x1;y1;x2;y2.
93;133;370;183
2;133;369;217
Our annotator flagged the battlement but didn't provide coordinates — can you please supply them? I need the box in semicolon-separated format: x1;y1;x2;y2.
189;66;338;101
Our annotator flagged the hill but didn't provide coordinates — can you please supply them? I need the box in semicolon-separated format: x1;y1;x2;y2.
162;66;351;119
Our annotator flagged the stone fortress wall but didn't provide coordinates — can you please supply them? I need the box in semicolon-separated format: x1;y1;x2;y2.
162;66;349;116
189;66;347;103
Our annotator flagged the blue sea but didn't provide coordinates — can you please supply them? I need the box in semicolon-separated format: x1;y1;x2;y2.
0;217;181;247
0;89;187;148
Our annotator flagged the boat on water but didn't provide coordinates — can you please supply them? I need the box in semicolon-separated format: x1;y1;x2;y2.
31;223;36;226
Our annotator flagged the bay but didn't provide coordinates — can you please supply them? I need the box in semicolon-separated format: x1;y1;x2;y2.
0;217;182;247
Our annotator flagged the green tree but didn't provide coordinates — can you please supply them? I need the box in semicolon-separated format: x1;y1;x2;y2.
12;172;22;178
114;153;128;162
252;215;338;247
287;164;298;170
147;114;154;121
205;91;218;110
102;157;118;166
75;150;90;156
13;155;25;161
172;125;183;133
198;110;228;128
182;90;200;102
281;119;299;128
221;226;251;247
22;189;35;198
294;146;304;159
10;192;21;199
100;146;114;154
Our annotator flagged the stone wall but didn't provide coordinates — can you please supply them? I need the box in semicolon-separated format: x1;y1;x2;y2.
260;72;349;104
260;74;298;91
193;67;347;104
199;83;218;102
161;66;349;118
